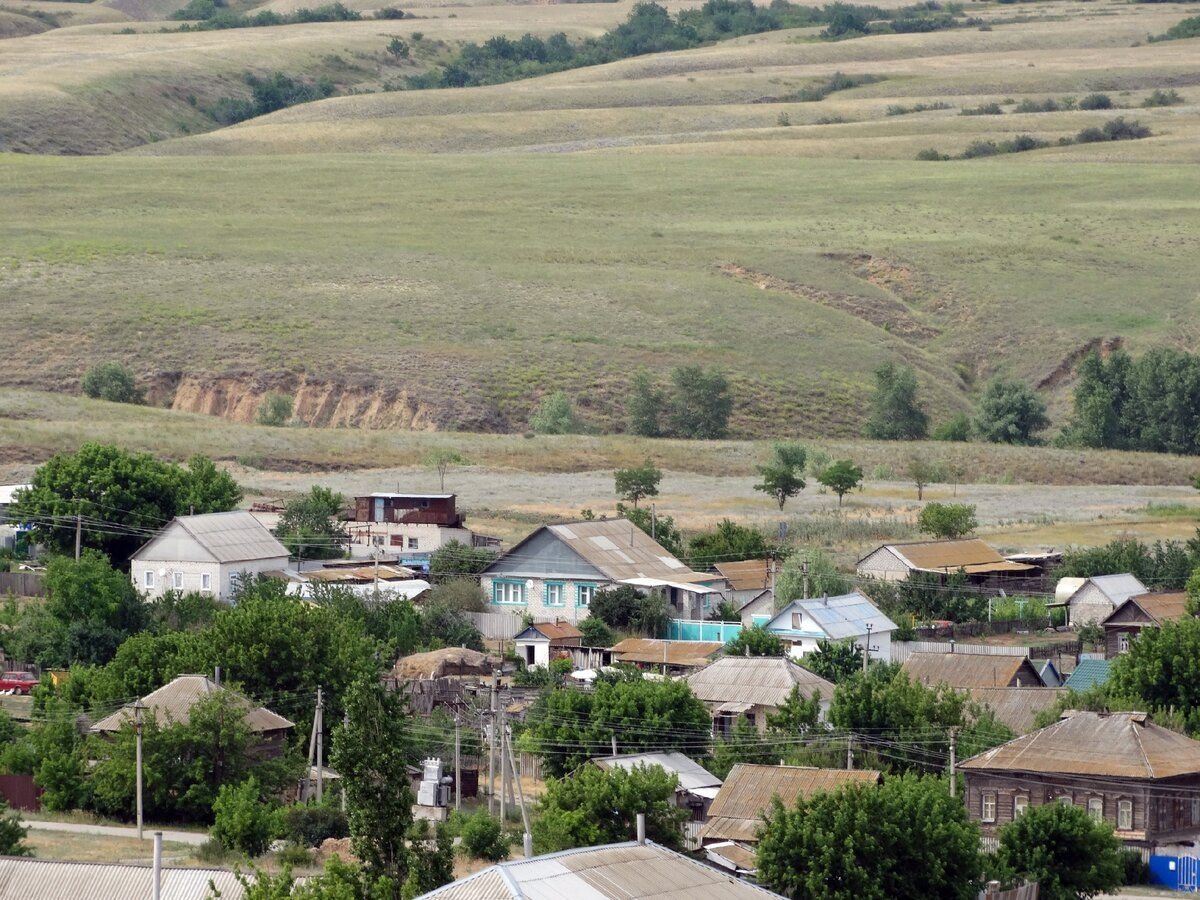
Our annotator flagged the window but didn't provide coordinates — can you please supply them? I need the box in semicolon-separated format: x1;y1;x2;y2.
1088;797;1104;821
545;582;565;607
1014;796;1028;818
982;793;997;823
1058;795;1073;807
201;573;212;592
493;580;526;605
144;571;155;588
372;535;385;547
407;537;418;550
1118;800;1133;831
576;584;596;607
1118;633;1130;653
172;572;183;590
1193;799;1200;826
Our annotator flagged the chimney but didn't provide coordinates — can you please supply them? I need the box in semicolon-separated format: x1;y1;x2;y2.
636;813;647;845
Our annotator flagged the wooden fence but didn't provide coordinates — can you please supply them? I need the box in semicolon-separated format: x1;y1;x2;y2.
0;573;42;597
891;641;1031;663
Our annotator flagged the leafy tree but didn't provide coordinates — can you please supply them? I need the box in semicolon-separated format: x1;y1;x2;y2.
799;638;863;683
907;455;936;501
81;361;143;404
775;550;852;605
275;486;346;560
578;616;616;647
755;443;806;510
724;625;784;657
12;443;240;563
767;685;823;734
932;414;972;442
668;366;733;439
423;448;468;492
817;459;863;507
993;802;1122;900
616;502;684;557
973;378;1049;445
710;713;776;778
282;805;349;847
530;390;580;434
1109;616;1200;728
526;674;711;777
757;774;981;900
415;597;486;650
865;362;928;440
427;540;496;581
918;503;978;539
1056;535;1199;591
1187;565;1200;616
589;584;643;629
534;763;687;852
256;393;294;427
686;519;770;568
460;810;511;861
30;698;88;812
614;462;662;508
212;776;276;856
0;800;29;857
627;369;665;437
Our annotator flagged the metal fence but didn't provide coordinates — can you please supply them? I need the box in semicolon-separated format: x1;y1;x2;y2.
667;620;742;643
891;641;1031;663
0;573;42;597
0;775;41;811
464;611;527;640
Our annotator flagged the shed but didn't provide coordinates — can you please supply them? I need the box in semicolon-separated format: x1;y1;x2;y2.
593;751;722;819
392;648;496;681
1061;574;1147;627
765;593;896;660
685;656;834;732
969;687;1067;734
902;652;1045;689
514;621;584;669
856;539;1034;583
610;639;723;674
1102;591;1188;659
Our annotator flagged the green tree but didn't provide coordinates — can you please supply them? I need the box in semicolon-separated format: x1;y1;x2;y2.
710;713;776;778
588;584;643;629
917;503;978;539
757;775;980;900
775;550;852;605
534;763;687;852
530;390;580;434
526;674;711;777
686;519;770;568
755;443;806;511
275;486;346;560
423;448;468;492
1186;565;1200;616
578;616;616;647
724;625;784;657
212;776;276;856
176;455;243;520
427;540;496;582
993;802;1122;900
668;366;733;440
0;799;29;857
817;459;863;507
1109;616;1200;727
614;462;662;508
627;369;665;437
615;502;684;557
865;362;928;441
932;414;972;442
460;810;511;862
81;361;143;404
974;377;1049;445
798;638;863;683
908;455;936;501
256;393;294;427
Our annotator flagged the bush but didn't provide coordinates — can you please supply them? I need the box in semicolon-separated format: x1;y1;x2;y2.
277;843;314;867
915;148;948;161
460;811;510;861
256;393;293;427
1150;16;1200;41
932;414;971;441
283;804;349;847
1078;92;1113;110
1075;117;1151;143
1119;847;1149;885
81;362;142;404
387;36;409;57
961;140;1000;158
375;5;406;16
1013;97;1059;113
589;584;643;630
1141;88;1183;107
578;616;616;647
211;777;275;857
960;102;1002;116
530;390;581;434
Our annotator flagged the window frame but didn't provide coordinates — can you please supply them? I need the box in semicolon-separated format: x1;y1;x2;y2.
492;579;527;606
544;581;566;607
1013;795;1028;818
1118;632;1130;653
576;583;598;608
144;571;155;588
982;792;997;824
1118;799;1133;831
1088;797;1104;822
1058;795;1073;807
407;537;419;550
172;572;183;590
201;573;212;592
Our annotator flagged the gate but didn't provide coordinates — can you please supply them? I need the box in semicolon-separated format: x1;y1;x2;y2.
1149;854;1200;891
1182;855;1200;892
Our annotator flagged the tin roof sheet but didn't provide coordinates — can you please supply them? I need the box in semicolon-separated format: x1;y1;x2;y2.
1072;574;1147;604
89;675;292;734
176;511;289;563
610;639;724;667
1063;658;1113;691
0;856;256;899
902;652;1044;689
713;560;770;592
960;711;1200;779
767;593;896;641
593;751;722;793
1109;591;1189;625
969;687;1068;734
700;765;881;844
870;539;1034;574
685;657;835;707
528;621;583;642
544;520;712;583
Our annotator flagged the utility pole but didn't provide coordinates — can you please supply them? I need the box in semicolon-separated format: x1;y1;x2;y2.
846;734;853;770
611;735;618;757
948;727;958;798
315;686;325;803
74;512;82;562
133;701;147;840
862;623;873;675
499;703;508;823
651;505;657;542
341;714;348;813
454;716;462;812
505;729;531;841
801;559;809;600
488;672;498;815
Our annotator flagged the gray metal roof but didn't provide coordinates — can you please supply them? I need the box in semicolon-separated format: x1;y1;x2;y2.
593;751;722;793
90;675;293;734
1075;574;1147;604
135;511;289;564
685;657;835;707
0;857;251;899
767;593;896;640
415;841;784;899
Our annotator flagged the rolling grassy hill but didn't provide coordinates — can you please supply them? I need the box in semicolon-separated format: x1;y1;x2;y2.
0;0;1197;438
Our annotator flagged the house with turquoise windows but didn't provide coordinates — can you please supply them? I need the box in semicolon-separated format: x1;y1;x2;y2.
479;519;722;623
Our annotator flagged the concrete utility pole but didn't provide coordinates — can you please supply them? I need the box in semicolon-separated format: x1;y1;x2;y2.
74;513;81;562
152;832;163;900
315;686;325;803
488;672;499;815
133;702;147;840
846;734;853;770
454;716;462;812
801;559;809;600
499;703;508;823
862;623;873;675
948;727;958;798
505;730;531;847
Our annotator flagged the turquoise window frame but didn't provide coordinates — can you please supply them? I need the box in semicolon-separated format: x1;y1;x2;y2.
576;582;598;608
492;578;527;606
545;581;566;607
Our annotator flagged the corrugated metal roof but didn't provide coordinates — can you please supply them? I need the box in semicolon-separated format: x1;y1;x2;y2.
969;687;1067;734
713;560;770;592
767;593;896;641
306;565;416;583
525;622;583;642
1063;658;1112;691
415;841;784;899
1110;591;1188;625
1071;574;1147;604
544;520;712;584
89;675;292;734
903;652;1044;689
685;657;835;707
700;765;881;844
593;751;722;793
136;511;289;564
960;710;1200;779
611;639;724;667
868;539;1033;574
0;857;253;899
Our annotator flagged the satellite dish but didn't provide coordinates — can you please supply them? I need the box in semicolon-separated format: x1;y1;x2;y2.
158;568;167;577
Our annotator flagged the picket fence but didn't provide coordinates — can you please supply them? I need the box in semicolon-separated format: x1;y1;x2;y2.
890;640;1030;663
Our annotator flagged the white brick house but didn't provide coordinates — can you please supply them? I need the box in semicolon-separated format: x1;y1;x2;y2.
130;511;291;602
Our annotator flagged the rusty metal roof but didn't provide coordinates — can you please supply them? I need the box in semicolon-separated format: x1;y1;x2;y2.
89;675;292;735
969;687;1067;734
685;657;835;707
960;711;1200;779
1110;591;1189;626
528;621;583;642
0;857;256;899
700;765;881;844
903;652;1044;689
866;539;1034;575
713;560;770;592
611;639;724;668
415;841;784;899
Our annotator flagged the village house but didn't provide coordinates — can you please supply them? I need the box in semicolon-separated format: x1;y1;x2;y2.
592;751;723;825
764;592;896;661
346;493;497;571
1057;573;1147;626
960;710;1200;853
684;656;835;734
478;519;722;622
712;559;776;615
902;651;1046;689
856;538;1037;588
609;638;723;676
513;621;583;669
90;674;293;757
1103;591;1188;658
129;511;290;602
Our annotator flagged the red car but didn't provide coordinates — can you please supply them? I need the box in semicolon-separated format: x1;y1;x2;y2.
0;672;38;695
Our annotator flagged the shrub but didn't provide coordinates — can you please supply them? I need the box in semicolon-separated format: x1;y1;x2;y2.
1075;117;1151;143
1142;88;1183;107
915;148;948;161
1150;15;1200;41
461;811;510;861
375;5;406;16
1013;97;1059;113
887;101;951;115
960;102;1002;116
211;777;275;857
283;805;349;847
1078;92;1113;110
277;843;313;867
777;112;791;126
932;414;971;441
578;616;616;647
387;36;409;57
530;390;581;434
256;393;293;427
1120;847;1150;885
961;140;1000;158
81;361;142;404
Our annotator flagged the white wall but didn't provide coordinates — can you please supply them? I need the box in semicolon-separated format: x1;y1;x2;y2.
855;547;908;582
481;575;612;622
1069;585;1116;627
347;523;474;558
132;556;289;602
786;629;892;661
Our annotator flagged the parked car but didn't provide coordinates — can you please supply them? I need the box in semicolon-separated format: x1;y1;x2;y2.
0;672;38;694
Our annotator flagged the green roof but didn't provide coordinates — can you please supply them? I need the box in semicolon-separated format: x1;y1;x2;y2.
1065;658;1112;691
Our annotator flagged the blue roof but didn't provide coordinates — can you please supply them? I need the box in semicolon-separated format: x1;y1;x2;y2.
1065;658;1112;691
766;592;896;641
